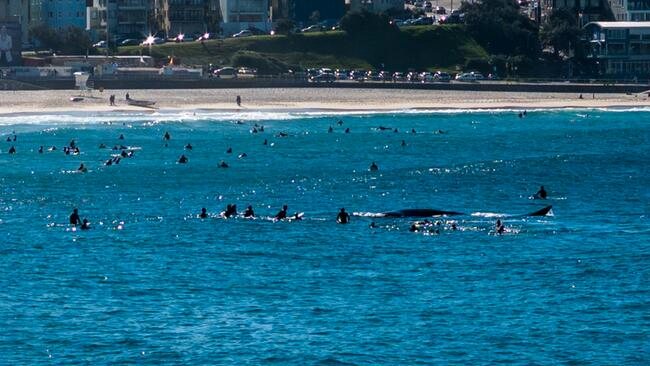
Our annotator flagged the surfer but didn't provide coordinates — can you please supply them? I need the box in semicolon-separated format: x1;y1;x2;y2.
369;162;378;171
38;146;43;153
185;143;193;150
178;154;188;164
163;131;171;141
495;219;505;235
263;139;268;145
223;204;236;218
226;147;232;153
275;205;288;220
238;153;247;159
328;126;333;133
8;146;15;154
336;208;350;224
337;120;343;126
218;160;229;168
70;208;81;226
243;205;255;218
411;128;416;134
199;207;208;219
535;185;547;199
77;163;87;172
345;128;350;133
118;134;125;140
99;143;106;149
369;222;378;228
80;219;90;230
401;140;407;147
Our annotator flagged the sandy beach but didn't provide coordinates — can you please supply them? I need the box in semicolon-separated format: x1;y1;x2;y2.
1;88;649;116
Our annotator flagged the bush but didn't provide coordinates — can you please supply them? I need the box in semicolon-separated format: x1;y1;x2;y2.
230;50;289;75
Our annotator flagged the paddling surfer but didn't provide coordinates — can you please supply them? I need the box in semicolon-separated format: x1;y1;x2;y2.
535;186;547;199
336;208;350;224
275;205;288;220
70;208;81;226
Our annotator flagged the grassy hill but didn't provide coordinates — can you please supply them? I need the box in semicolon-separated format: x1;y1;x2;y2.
118;25;488;73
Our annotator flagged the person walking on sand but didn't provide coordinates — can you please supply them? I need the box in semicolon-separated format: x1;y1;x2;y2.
236;95;241;107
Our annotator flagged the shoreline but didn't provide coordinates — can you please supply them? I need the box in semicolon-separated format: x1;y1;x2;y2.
1;88;650;117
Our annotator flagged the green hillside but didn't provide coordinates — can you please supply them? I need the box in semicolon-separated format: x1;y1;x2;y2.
118;26;488;73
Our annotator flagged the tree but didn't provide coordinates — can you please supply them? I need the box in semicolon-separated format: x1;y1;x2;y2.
309;10;321;24
274;18;295;35
340;10;397;38
30;25;92;54
540;9;582;58
460;0;540;59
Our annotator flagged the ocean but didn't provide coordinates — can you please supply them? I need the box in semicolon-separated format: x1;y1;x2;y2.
0;109;648;364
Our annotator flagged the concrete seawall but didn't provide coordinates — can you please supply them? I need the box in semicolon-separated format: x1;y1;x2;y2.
3;78;649;94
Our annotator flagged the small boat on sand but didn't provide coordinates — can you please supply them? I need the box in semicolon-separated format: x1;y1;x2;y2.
127;99;156;107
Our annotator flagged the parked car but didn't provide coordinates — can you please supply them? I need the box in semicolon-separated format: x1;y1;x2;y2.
470;71;485;80
120;39;140;46
392;72;406;81
93;40;107;48
435;6;447;14
407;71;419;82
410;16;435;25
366;70;382;81
214;67;238;79
349;70;366;81
434;71;451;82
310;73;336;83
307;68;320;78
419;71;434;82
335;69;350;80
319;68;335;76
378;71;391;80
237;67;257;78
232;30;253;38
141;37;165;46
301;25;323;33
455;72;479;81
487;73;500;80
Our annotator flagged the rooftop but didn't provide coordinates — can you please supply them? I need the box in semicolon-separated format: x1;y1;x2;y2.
585;21;650;29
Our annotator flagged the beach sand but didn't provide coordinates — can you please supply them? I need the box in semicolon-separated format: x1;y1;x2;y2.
1;88;649;116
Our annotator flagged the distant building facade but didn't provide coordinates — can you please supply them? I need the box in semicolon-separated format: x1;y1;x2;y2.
29;0;87;29
585;21;650;75
219;0;270;35
0;0;27;46
608;0;650;21
349;0;403;13
270;0;345;22
541;0;610;25
155;0;220;37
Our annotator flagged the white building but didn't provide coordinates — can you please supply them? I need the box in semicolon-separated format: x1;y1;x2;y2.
608;0;650;21
219;0;270;35
348;0;403;13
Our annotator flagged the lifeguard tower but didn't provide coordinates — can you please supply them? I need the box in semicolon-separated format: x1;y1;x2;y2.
73;71;92;96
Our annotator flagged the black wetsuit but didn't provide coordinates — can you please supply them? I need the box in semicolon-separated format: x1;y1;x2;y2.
337;211;350;224
70;212;81;225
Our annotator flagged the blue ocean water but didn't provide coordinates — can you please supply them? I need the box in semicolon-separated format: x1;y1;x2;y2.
0;109;649;364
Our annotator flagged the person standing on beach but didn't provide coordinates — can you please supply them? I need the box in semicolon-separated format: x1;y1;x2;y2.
236;95;242;106
109;94;115;106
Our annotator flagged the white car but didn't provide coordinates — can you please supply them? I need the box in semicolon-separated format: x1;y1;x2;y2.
455;72;476;81
419;72;434;82
301;25;323;33
214;67;238;79
232;30;253;38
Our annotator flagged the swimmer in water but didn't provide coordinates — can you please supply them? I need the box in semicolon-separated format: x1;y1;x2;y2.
70;208;81;226
8;146;16;154
80;218;90;230
328;126;333;133
345;128;350;133
401;140;406;147
336;208;350;224
495;219;505;234
411;128;416;134
243;205;255;218
38;146;43;153
535;185;547;199
369;162;378;171
263;139;268;145
178;154;188;164
337;120;343;126
199;207;208;219
369;222;378;228
99;143;106;149
78;163;87;172
218;161;229;168
118;134;124;140
226;147;232;153
223;204;237;218
163;131;171;141
275;205;288;220
185;143;193;150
